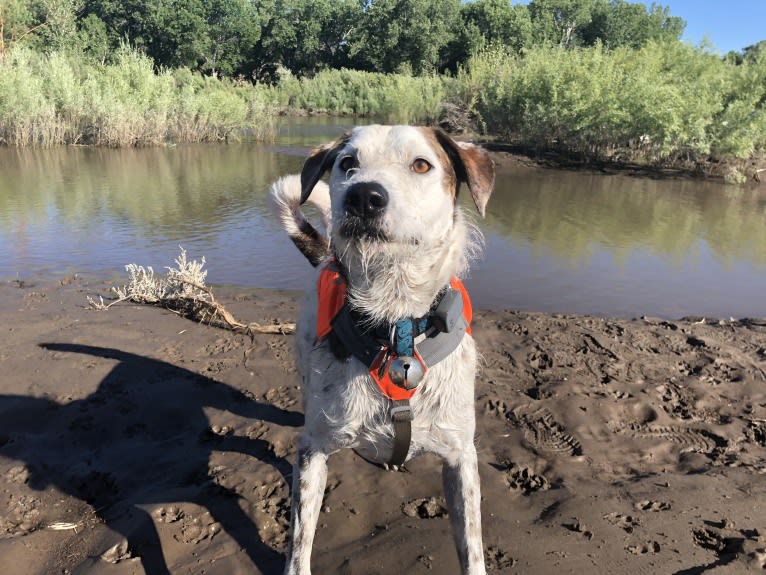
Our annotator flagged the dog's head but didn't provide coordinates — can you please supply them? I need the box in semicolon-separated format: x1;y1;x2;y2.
300;125;494;250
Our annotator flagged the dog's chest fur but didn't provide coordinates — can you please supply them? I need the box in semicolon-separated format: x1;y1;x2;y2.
295;280;478;464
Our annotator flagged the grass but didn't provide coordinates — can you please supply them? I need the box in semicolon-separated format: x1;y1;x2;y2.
0;47;276;146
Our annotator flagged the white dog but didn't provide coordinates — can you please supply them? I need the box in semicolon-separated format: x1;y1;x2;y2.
270;125;495;575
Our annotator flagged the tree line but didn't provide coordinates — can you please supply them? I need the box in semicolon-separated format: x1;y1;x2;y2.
3;0;688;78
3;0;766;182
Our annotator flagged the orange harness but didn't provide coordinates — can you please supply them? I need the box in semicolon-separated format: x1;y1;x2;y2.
316;262;472;401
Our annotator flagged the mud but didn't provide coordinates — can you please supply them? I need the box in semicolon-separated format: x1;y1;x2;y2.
1;276;764;574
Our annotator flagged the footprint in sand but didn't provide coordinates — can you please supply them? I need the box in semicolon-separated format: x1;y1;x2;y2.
172;511;221;545
246;421;269;440
203;357;239;374
634;499;671;512
202;337;241;355
100;539;133;564
267;338;297;373
484;397;510;418
152;505;185;523
264;385;299;410
4;465;31;484
622;423;725;455
0;494;42;536
626;541;661;555
747;547;766;569
745;420;766;447
504;465;550;495
402;497;448;519
510;407;583;457
485;545;515;570
604;512;641;533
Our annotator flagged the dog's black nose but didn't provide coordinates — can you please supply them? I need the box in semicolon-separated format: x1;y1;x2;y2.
343;182;389;218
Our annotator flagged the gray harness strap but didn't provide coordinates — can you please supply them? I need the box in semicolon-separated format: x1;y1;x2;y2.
415;315;469;367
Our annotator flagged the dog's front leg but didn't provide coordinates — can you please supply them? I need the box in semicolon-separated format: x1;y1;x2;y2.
284;442;328;575
443;446;486;575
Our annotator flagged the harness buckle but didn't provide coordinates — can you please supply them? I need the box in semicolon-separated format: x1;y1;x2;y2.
390;403;414;422
432;287;464;333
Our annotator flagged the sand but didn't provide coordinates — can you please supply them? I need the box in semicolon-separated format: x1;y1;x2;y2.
1;274;765;575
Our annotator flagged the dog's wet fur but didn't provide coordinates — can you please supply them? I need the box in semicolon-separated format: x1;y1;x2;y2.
270;125;495;575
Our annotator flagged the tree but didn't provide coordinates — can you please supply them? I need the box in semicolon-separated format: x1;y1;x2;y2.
1;0;83;55
76;12;110;63
461;0;532;54
528;0;596;48
1;0;35;54
37;0;83;51
581;1;685;49
201;0;262;76
742;41;766;64
150;0;208;68
349;0;463;74
253;0;360;76
82;0;208;68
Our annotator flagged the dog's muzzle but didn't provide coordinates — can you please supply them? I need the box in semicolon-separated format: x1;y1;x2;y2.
340;182;389;239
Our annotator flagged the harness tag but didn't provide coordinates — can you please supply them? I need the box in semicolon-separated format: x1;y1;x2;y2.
432;288;463;333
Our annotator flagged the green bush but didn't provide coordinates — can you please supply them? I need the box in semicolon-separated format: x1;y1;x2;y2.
459;42;766;177
271;68;448;123
4;38;766;183
0;46;276;146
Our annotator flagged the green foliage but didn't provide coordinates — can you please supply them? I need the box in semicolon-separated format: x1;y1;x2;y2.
460;41;766;177
202;0;262;76
581;0;686;49
272;67;448;123
461;0;532;55
5;0;691;78
348;0;463;74
2;0;766;182
0;45;275;146
254;0;361;77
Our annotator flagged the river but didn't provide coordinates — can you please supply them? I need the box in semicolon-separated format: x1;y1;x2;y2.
1;118;765;318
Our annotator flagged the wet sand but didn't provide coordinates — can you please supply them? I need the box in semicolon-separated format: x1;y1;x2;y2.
1;274;765;574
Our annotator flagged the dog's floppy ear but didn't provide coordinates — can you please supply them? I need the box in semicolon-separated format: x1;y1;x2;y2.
300;133;350;204
434;129;495;217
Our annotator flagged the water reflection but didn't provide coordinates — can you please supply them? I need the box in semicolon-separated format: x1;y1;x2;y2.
486;168;766;266
0;144;308;284
1;125;765;318
470;166;766;317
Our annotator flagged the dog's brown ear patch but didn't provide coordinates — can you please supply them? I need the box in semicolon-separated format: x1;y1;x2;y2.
433;129;495;217
300;133;350;204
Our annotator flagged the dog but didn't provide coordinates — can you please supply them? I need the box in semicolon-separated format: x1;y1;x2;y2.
270;125;495;575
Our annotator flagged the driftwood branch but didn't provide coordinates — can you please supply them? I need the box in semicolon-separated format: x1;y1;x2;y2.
87;248;295;334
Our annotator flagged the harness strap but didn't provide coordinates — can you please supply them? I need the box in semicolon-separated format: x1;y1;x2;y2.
416;315;468;366
389;400;413;467
316;261;473;468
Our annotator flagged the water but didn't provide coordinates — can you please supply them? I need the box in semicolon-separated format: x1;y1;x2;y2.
1;119;765;318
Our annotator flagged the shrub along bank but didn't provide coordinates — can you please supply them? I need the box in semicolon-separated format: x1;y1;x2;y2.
2;42;765;182
0;47;273;147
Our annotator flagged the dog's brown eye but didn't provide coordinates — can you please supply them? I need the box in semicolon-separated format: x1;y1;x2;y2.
411;158;432;174
339;156;355;172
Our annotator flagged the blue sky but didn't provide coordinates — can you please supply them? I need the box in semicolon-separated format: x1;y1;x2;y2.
668;0;766;53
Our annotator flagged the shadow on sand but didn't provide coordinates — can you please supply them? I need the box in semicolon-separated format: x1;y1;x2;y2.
0;343;303;574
